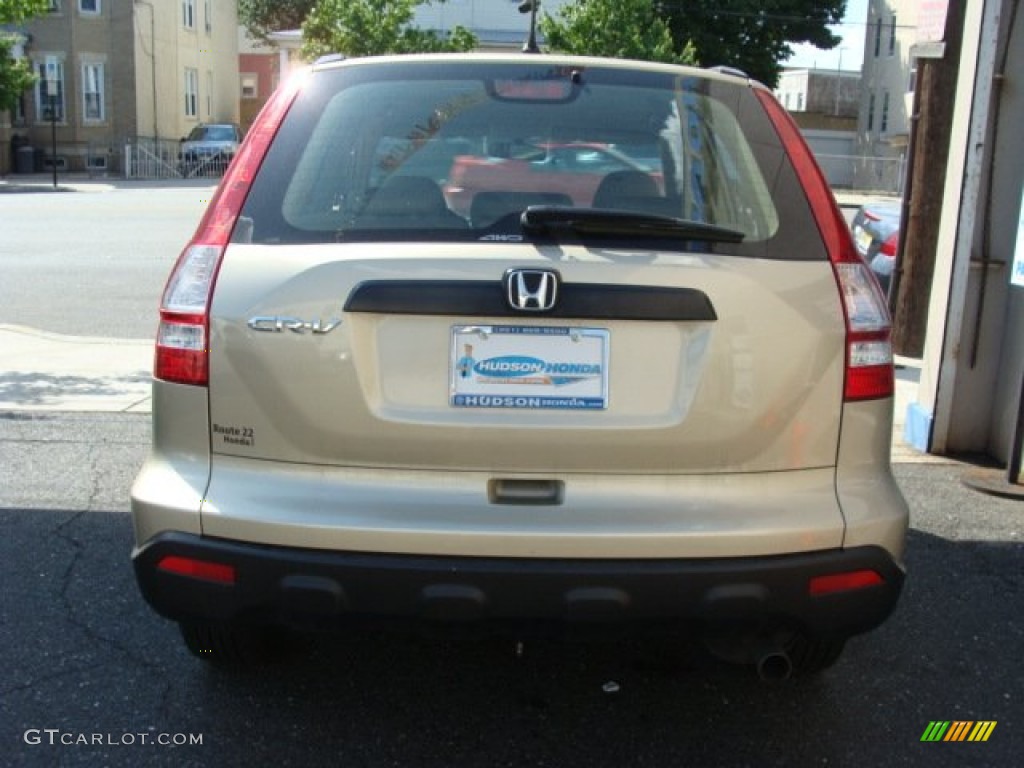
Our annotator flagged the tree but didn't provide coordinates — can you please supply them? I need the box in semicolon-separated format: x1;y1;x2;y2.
238;0;317;41
0;0;49;113
302;0;477;60
661;0;846;87
540;0;696;65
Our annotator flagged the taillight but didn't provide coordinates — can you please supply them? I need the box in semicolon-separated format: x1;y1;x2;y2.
155;245;220;385
157;555;236;584
756;89;894;402
880;232;899;258
809;569;884;596
154;71;307;386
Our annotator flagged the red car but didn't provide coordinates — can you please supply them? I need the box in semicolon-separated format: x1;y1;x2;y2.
445;143;660;221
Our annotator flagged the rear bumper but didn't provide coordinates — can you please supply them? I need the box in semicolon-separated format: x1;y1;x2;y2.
133;532;904;639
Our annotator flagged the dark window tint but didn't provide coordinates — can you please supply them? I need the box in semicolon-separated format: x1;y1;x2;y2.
237;59;825;260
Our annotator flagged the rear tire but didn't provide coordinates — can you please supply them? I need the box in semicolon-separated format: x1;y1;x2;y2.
179;621;288;667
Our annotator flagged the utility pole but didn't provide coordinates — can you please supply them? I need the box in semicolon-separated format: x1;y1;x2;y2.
890;0;966;357
44;55;59;189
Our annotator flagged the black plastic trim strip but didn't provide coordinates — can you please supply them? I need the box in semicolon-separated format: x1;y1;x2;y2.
133;531;904;636
344;280;717;322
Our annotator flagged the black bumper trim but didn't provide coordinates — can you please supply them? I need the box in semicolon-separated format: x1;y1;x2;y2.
133;532;904;638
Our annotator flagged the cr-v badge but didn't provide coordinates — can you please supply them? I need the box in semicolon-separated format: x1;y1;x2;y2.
247;316;341;334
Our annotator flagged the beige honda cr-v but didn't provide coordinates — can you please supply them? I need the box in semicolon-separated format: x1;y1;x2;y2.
131;53;908;678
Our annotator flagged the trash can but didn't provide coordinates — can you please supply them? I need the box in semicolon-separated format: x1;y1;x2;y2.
15;145;35;174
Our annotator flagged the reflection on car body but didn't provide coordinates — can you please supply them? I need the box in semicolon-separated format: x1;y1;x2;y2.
178;123;241;178
851;200;901;295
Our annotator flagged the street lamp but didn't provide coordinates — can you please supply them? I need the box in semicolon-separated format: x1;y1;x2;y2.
519;0;540;54
44;54;59;188
834;47;847;116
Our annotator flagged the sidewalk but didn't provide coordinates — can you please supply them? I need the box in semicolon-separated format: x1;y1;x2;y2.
0;172;217;194
0;324;151;413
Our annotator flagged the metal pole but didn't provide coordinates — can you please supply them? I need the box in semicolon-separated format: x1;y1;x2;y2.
50;95;58;188
834;48;845;116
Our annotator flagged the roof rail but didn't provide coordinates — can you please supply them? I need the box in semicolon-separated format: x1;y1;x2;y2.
314;53;347;66
706;65;749;80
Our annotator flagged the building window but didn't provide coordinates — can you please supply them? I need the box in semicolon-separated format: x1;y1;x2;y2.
204;0;212;34
82;61;105;122
874;18;882;57
889;17;897;56
35;59;65;122
79;0;99;14
796;92;804;111
881;91;890;133
182;0;195;29
48;0;61;12
241;73;258;100
184;67;199;117
867;92;875;132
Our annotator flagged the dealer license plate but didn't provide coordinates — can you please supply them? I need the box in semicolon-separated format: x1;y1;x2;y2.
450;325;609;410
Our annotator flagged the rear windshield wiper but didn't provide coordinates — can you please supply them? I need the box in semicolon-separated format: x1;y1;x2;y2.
520;206;745;243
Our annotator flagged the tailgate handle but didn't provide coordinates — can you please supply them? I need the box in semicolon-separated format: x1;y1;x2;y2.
488;479;564;506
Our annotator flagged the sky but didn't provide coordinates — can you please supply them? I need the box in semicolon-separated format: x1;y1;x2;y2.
783;0;869;71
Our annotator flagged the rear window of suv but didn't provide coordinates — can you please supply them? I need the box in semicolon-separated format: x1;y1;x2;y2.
235;57;825;260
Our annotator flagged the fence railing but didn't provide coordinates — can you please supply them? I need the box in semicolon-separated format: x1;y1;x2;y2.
122;136;231;180
814;152;907;197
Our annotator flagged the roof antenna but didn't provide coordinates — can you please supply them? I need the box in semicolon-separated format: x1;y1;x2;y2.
518;1;540;54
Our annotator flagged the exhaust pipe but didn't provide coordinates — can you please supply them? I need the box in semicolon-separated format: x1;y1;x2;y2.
756;650;793;682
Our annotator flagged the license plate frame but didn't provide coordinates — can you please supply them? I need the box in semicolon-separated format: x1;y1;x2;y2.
450;325;609;410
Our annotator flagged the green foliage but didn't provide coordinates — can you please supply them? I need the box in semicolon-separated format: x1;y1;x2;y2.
302;0;477;59
0;0;49;23
662;0;846;87
238;0;316;41
540;0;695;65
1;0;49;113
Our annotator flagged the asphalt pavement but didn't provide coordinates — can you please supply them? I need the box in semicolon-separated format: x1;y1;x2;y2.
1;176;1021;767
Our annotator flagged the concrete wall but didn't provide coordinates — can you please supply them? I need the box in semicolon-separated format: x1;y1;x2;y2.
802;129;857;188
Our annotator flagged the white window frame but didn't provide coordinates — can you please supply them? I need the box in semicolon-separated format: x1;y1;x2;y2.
81;60;105;123
206;70;213;118
182;0;195;29
34;58;66;123
184;67;199;118
48;0;62;12
79;0;100;15
204;0;212;34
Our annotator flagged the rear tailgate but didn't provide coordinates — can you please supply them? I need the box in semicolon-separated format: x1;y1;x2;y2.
207;243;845;475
